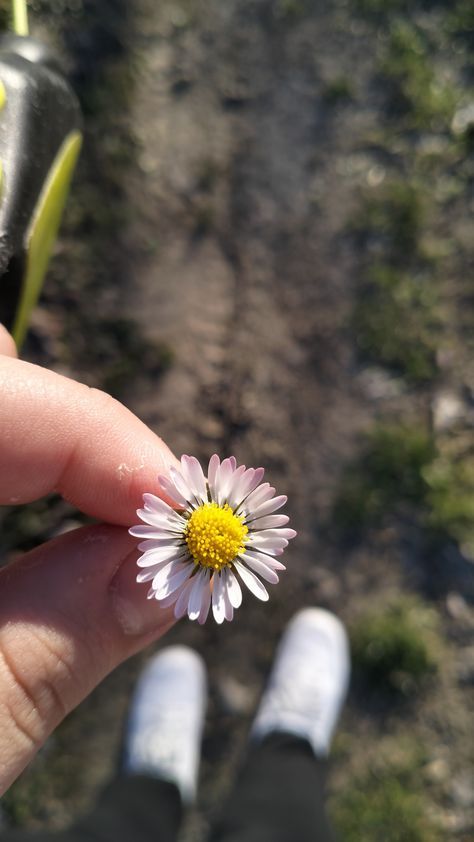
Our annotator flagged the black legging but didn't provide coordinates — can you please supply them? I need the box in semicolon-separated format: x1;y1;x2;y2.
3;734;335;842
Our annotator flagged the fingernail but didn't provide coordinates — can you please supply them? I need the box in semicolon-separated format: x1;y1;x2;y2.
109;550;176;637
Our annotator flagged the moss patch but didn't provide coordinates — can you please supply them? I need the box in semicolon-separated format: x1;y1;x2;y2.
333;423;435;531
331;763;441;842
351;595;440;695
353;263;440;382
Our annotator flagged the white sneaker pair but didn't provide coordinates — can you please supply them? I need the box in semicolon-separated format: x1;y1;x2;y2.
123;609;350;804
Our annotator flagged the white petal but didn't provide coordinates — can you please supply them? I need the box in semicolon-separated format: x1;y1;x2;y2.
136;567;158;583
137;553;188;580
207;454;220;501
198;581;212;625
224;567;242;608
229;456;237;470
234;468;264;506
215;458;236;505
212;572;226;624
244;550;286;571
129;524;167;539
137;536;186;553
135;509;184;531
249;514;289;530
241;466;265;498
158;588;183;608
181;455;208;504
249;495;287;519
154;561;194;597
188;569;209;620
241;482;275;511
240;552;279;584
223;584;234;622
254;528;296;540
137;546;188;567
169;466;195;505
234;467;255;496
149;560;178;590
226;465;247;509
141;494;180;517
234;560;269;602
174;578;195;618
136;537;183;553
158;475;189;509
247;534;289;554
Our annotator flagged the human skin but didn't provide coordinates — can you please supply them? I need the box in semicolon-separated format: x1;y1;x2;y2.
0;323;179;794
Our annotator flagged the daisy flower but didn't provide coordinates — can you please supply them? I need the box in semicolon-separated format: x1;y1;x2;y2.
129;454;296;625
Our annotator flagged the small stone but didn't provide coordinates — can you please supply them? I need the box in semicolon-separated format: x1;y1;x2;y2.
432;391;464;431
456;646;474;687
446;592;470;620
425;757;450;784
366;165;385;187
451;772;474;808
359;367;404;400
217;676;256;715
451;103;474;136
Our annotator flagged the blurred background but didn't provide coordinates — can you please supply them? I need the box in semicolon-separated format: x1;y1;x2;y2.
0;0;473;839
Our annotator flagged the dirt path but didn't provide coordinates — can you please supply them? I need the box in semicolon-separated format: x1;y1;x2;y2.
4;1;473;838
109;3;372;832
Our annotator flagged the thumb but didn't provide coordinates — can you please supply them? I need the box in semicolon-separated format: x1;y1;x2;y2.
0;523;176;794
0;324;17;358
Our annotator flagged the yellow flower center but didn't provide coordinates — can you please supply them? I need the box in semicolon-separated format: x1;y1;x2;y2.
185;503;248;571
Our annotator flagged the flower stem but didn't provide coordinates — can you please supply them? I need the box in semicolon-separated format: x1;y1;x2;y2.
12;0;29;36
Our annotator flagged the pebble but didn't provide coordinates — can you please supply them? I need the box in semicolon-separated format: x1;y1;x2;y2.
456;646;474;687
451;103;474;136
432;391;465;431
446;592;471;621
425;757;450;784
217;676;256;715
451;772;474;808
358;366;404;401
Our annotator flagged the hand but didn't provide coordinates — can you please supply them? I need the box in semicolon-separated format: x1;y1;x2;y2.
0;324;179;793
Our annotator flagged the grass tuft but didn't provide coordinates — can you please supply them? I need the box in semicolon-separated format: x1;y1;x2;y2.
350;596;440;695
331;762;441;841
351;180;426;265
322;76;354;105
334;423;435;531
353;263;440;382
423;455;474;553
380;20;456;130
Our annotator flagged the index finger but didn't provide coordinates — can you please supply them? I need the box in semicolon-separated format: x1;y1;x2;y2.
0;356;179;524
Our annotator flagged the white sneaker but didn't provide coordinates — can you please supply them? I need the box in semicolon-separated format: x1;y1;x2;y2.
250;608;350;756
123;646;207;804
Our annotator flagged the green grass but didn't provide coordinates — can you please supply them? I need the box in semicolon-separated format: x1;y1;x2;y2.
353;0;410;15
351;596;440;695
448;0;474;46
77;317;173;399
353;263;440;382
334;423;435;531
332;764;441;842
352;180;426;265
334;421;474;559
423;455;474;553
274;0;312;21
352;0;452;21
351;178;442;382
322;76;354;105
379;20;456;131
0;495;89;557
